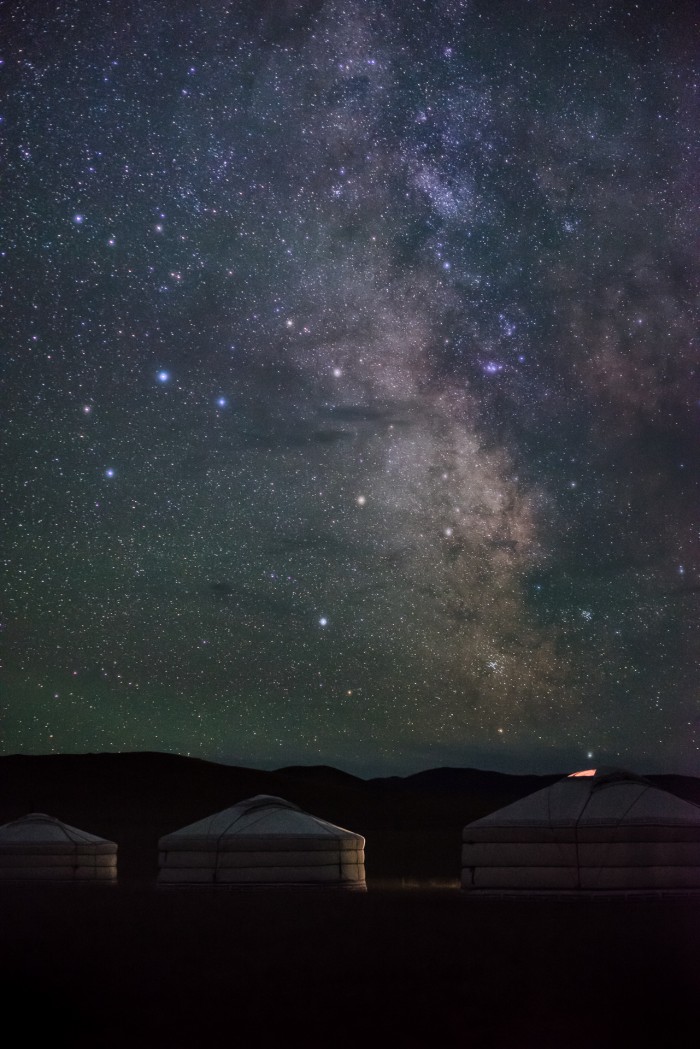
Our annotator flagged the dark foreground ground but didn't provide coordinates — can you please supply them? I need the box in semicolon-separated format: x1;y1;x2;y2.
2;884;698;1049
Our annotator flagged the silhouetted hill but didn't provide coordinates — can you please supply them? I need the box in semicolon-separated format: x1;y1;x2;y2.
379;765;559;792
276;764;366;788
1;752;698;882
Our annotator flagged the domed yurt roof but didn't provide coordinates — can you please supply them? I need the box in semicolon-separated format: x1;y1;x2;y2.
0;812;117;850
465;768;700;835
159;795;364;850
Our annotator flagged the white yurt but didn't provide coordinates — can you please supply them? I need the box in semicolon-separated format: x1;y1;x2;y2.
158;795;365;888
461;768;700;892
0;812;118;882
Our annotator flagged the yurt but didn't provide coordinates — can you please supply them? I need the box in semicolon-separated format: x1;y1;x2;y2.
0;812;117;882
158;795;365;888
461;768;700;892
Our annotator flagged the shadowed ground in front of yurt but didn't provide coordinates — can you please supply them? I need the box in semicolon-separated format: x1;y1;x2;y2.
1;885;698;1048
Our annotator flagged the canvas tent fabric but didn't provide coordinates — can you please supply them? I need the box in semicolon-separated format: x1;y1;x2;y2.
0;812;117;882
158;795;366;888
461;768;700;892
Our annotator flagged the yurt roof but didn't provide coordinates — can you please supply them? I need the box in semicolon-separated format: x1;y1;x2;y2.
160;795;364;849
0;812;116;848
465;769;700;830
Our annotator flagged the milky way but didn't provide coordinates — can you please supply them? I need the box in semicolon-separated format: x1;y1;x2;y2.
2;1;698;775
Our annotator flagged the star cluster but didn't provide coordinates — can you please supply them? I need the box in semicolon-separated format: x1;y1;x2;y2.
2;0;698;775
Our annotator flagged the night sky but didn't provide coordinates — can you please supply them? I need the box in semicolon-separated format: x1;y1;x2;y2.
2;0;698;777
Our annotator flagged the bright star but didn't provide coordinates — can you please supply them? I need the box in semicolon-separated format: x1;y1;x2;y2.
156;371;170;383
319;617;328;627
105;468;115;478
